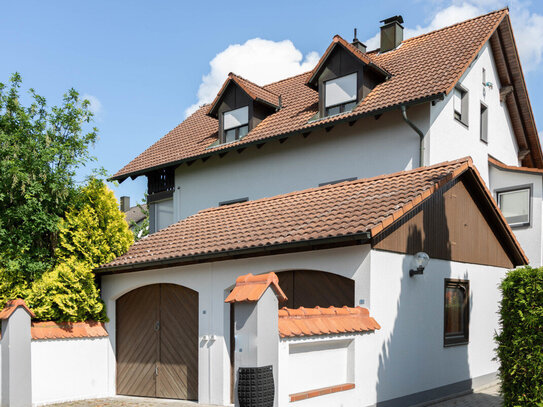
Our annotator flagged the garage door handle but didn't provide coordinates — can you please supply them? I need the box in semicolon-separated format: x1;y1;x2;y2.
155;366;158;376
155;321;160;331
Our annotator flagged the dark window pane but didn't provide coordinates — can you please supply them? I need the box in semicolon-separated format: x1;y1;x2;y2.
326;106;341;116
445;287;464;335
343;101;357;112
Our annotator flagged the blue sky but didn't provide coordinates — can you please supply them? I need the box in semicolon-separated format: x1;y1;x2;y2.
2;0;543;205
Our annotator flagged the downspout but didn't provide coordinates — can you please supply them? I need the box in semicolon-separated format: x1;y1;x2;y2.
400;105;425;167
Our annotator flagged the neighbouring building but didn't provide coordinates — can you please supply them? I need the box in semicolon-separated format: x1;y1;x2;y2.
91;8;541;407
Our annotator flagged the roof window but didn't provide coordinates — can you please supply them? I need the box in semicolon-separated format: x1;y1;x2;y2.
325;73;357;116
223;106;249;143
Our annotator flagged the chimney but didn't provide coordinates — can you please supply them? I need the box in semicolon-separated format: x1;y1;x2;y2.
352;28;367;53
120;196;130;212
380;15;404;53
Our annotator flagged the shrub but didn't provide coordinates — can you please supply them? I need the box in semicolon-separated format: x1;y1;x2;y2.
496;266;543;406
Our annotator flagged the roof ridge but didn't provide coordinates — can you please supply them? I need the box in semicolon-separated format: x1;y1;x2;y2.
230;73;281;97
402;7;508;44
197;157;472;215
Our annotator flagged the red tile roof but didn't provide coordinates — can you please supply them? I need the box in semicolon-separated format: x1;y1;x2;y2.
225;272;287;303
0;299;35;319
489;156;543;175
278;306;380;338
31;321;108;340
112;9;540;181
101;157;526;271
208;73;281;116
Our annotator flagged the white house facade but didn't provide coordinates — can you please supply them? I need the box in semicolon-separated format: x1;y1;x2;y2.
90;8;542;407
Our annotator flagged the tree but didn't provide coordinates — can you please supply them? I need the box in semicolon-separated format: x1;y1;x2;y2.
26;179;133;322
0;73;97;282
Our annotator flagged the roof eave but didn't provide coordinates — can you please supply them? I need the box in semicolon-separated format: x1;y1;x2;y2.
110;93;444;182
95;232;372;274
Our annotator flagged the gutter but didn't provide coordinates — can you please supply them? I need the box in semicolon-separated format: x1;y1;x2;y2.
111;94;444;182
400;105;425;167
96;232;372;274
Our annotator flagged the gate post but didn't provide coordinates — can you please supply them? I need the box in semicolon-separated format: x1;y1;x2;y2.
0;299;34;407
225;273;287;407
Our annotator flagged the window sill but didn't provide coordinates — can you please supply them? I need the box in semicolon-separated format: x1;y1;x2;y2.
454;117;469;129
290;383;355;402
444;340;469;348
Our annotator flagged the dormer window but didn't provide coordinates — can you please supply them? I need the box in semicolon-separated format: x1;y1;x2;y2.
223;106;249;143
324;73;358;116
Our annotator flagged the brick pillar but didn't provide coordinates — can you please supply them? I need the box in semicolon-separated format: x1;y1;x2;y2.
0;299;34;407
225;273;287;407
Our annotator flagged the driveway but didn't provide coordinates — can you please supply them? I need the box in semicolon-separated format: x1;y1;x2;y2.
46;384;502;407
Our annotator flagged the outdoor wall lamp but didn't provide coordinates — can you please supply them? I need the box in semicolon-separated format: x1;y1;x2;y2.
409;252;430;277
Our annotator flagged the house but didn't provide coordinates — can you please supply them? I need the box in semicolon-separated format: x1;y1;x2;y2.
96;8;541;407
120;196;149;237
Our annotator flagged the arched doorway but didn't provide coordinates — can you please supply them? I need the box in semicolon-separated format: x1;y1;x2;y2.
275;270;354;308
116;284;198;400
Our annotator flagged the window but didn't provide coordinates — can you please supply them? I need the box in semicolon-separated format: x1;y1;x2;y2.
155;198;174;232
324;73;357;116
444;279;469;346
223;106;249;143
480;103;488;143
219;197;248;206
453;86;468;126
497;186;531;227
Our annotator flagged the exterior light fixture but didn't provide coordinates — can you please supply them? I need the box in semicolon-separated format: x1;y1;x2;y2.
409;252;430;277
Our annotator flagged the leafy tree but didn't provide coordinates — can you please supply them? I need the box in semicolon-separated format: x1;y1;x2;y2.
0;73;97;281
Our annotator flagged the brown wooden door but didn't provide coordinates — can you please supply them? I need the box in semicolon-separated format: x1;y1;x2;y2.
116;284;198;400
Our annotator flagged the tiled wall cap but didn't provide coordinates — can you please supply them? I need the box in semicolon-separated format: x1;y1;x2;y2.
225;272;288;303
0;298;35;320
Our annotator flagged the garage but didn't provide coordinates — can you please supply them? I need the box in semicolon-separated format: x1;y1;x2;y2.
116;283;199;400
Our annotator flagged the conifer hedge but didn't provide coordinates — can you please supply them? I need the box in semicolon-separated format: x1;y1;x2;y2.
496;266;543;406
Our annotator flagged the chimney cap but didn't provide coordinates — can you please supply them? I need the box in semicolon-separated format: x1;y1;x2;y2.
380;15;404;26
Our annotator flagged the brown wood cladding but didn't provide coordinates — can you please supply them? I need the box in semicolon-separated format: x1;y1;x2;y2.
116;284;198;400
373;180;514;268
276;270;355;309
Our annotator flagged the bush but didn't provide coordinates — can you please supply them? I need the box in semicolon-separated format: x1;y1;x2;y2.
496;266;543;406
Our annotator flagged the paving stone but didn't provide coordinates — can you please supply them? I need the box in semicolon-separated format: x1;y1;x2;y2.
429;383;502;407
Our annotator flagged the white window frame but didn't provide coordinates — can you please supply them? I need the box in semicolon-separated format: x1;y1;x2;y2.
496;185;532;228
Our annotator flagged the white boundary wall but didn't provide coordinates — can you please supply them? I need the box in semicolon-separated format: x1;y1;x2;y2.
31;337;110;406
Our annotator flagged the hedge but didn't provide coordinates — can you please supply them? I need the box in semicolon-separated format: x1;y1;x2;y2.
496;266;543;406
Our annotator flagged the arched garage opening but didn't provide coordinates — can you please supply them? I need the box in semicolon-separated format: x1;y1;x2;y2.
116;283;198;400
275;269;355;309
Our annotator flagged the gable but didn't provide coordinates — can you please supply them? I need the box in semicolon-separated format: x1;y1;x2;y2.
373;178;516;268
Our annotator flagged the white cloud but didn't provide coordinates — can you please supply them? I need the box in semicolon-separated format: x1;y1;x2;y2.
365;1;543;72
82;94;102;115
185;38;319;117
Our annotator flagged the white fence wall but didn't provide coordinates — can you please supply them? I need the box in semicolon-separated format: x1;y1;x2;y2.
31;337;110;406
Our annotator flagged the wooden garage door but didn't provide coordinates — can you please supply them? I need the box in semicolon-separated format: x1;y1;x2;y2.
116;284;198;400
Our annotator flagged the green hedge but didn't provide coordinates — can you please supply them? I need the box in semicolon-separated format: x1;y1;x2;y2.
496;266;543;406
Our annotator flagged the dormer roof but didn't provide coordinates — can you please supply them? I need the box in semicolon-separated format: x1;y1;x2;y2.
111;8;542;181
207;73;281;118
305;34;390;88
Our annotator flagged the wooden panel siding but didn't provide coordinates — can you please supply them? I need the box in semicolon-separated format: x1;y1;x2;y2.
276;270;354;309
373;179;514;268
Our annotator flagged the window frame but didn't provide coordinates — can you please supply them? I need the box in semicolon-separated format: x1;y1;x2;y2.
443;279;470;347
222;106;249;144
453;85;469;127
495;184;533;228
323;72;358;117
480;102;488;143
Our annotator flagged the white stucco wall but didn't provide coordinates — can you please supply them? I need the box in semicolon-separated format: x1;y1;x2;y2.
31;337;110;405
100;244;504;406
489;165;543;266
173;106;426;221
100;245;371;405
363;250;505;405
429;42;519;185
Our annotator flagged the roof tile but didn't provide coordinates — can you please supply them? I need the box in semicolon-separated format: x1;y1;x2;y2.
225;272;288;303
31;321;108;340
112;10;514;180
